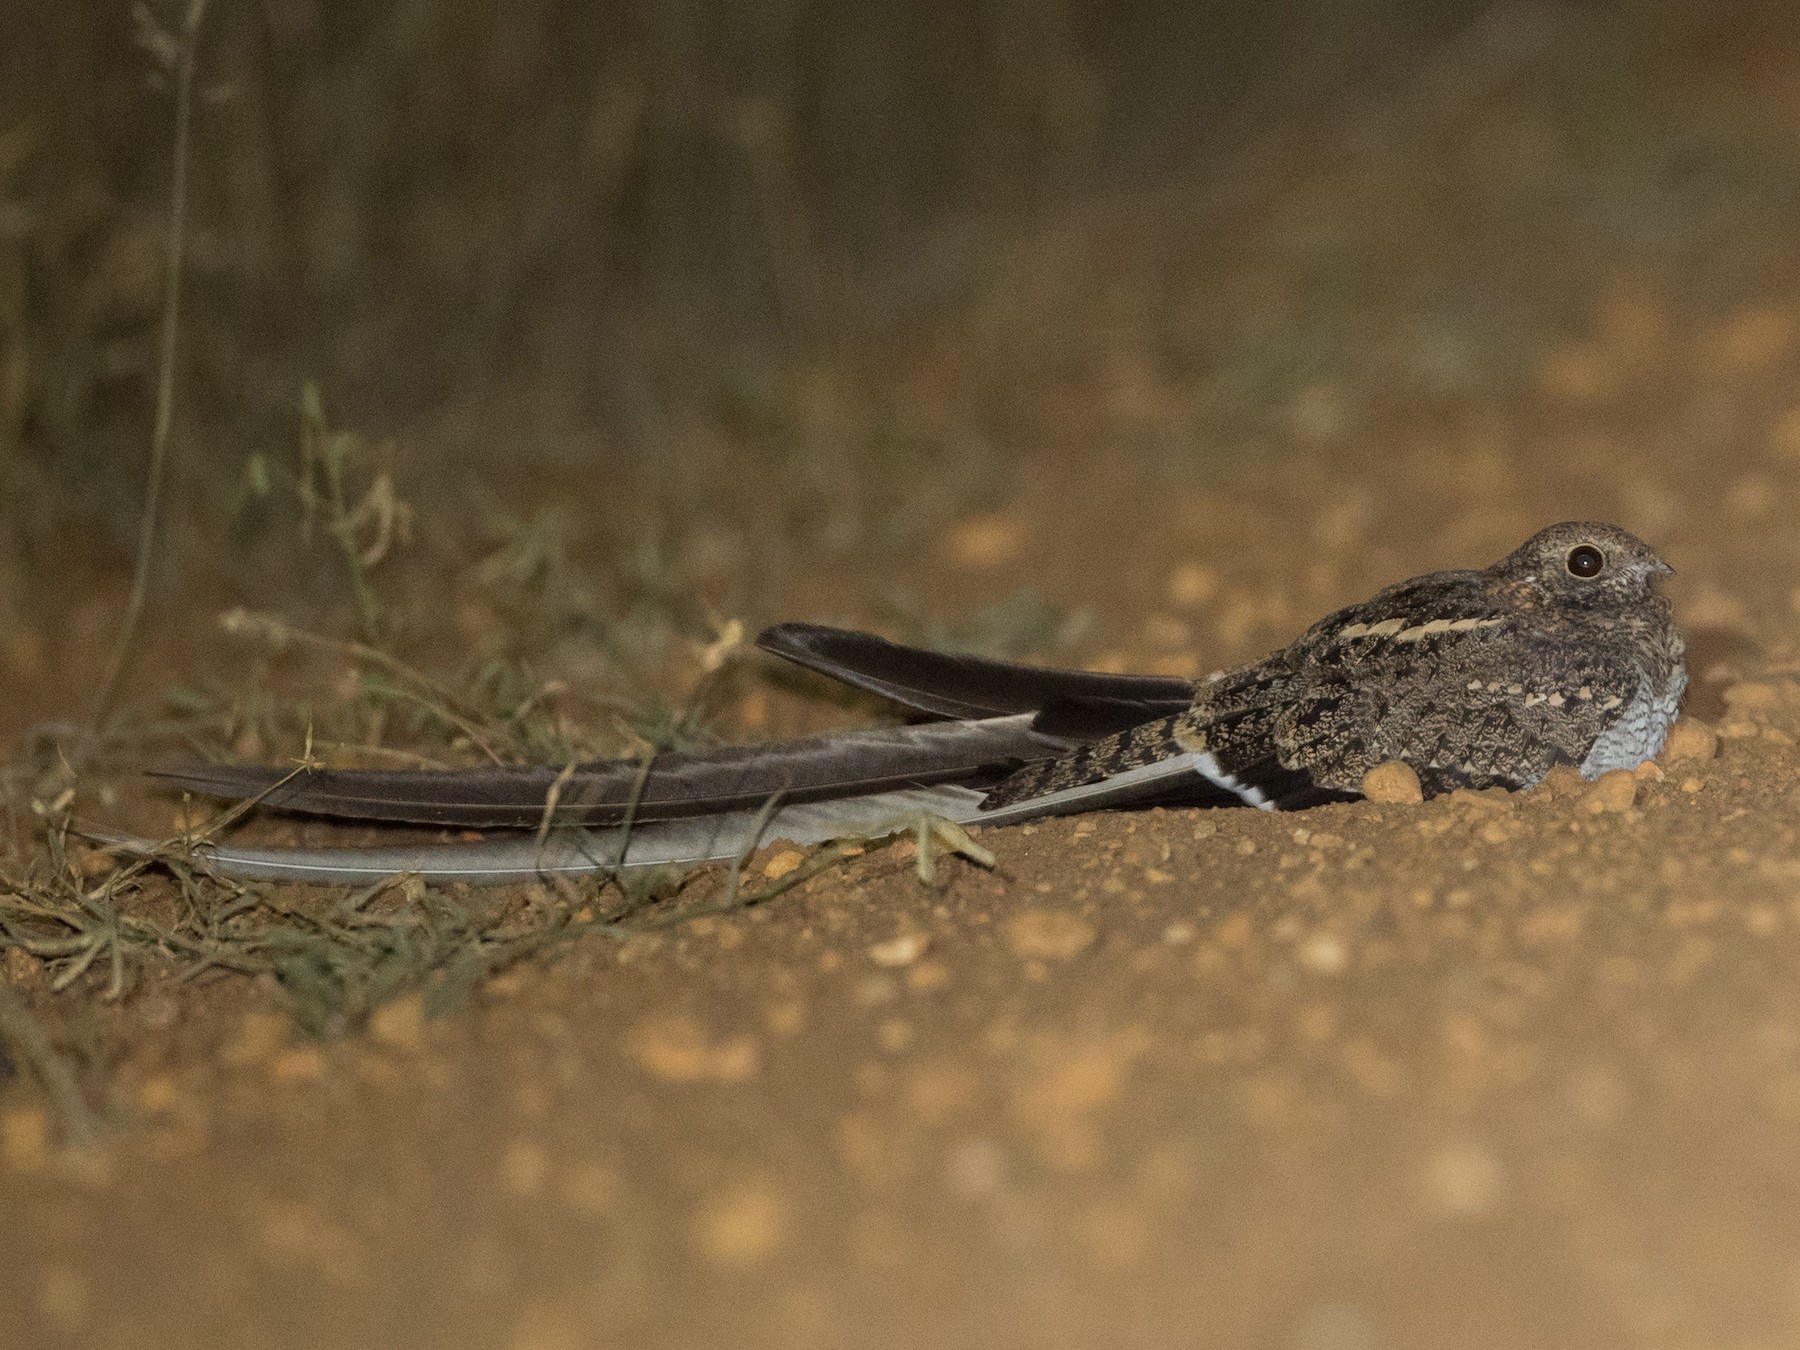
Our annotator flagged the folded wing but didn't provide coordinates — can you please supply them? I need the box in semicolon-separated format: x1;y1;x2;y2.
150;714;1069;828
756;623;1195;727
151;624;1200;829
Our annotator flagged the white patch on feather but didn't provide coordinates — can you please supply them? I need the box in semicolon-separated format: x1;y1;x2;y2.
1191;752;1276;810
1340;616;1502;642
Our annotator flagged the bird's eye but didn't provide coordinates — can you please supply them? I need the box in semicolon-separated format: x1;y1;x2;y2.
1566;545;1605;578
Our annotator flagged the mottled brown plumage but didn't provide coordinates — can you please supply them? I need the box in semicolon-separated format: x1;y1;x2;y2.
982;521;1685;809
147;521;1686;885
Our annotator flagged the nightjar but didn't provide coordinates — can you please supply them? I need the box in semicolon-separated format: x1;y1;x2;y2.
142;521;1685;884
980;520;1685;810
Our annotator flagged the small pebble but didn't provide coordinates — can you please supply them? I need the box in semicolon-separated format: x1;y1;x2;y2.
1584;769;1638;814
627;1015;761;1083
1297;932;1349;975
1004;911;1096;960
1166;561;1221;608
268;1046;324;1084
1663;719;1719;762
138;1075;180;1113
693;1181;789;1268
368;992;425;1052
763;1000;806;1036
1418;1141;1505;1218
867;933;930;968
943;1138;1006;1198
906;962;951;994
1361;760;1423;805
761;849;806;880
945;514;1025;568
220;1011;290;1067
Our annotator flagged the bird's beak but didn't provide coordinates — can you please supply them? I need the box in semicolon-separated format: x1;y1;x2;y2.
1654;559;1675;576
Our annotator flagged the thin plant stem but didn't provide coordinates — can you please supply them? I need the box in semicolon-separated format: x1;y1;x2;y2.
92;0;212;729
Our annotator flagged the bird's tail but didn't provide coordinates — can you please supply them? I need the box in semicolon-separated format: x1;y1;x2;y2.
148;715;1071;829
101;737;1277;885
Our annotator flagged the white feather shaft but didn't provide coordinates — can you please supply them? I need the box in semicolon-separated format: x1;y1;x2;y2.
96;751;1234;885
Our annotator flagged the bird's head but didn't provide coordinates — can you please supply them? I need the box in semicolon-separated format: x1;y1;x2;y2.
1489;521;1674;612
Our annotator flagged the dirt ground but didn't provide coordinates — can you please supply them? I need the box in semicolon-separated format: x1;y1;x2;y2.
11;10;1800;1350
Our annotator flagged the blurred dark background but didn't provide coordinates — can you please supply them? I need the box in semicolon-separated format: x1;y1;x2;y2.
4;0;1800;732
2;0;1503;449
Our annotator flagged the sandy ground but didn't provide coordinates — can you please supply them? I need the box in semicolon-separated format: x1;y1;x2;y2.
5;454;1800;1349
10;12;1800;1348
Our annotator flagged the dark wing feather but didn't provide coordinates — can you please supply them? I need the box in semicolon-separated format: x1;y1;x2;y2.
156;626;1202;830
151;715;1071;828
1030;694;1198;740
756;623;1195;721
